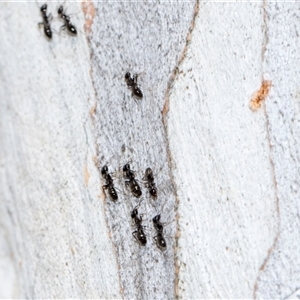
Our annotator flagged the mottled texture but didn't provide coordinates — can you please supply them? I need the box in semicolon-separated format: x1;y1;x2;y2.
89;1;195;299
0;0;299;299
0;2;120;298
256;2;300;299
166;2;278;298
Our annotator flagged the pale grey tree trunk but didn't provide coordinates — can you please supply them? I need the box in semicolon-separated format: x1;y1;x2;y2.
0;1;299;299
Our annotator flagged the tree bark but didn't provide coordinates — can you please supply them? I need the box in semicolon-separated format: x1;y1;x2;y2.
0;1;299;299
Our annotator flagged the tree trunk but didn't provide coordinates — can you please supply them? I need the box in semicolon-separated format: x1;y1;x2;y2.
0;1;299;299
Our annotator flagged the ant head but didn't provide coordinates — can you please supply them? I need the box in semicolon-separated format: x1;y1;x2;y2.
152;214;161;223
58;5;63;14
125;72;131;80
145;167;153;177
101;165;108;176
131;208;138;219
123;163;130;172
40;3;47;12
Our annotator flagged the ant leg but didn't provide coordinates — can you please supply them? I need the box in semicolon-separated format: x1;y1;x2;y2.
125;180;130;191
60;1;81;17
59;24;67;36
67;10;81;17
142;176;148;185
152;236;162;254
132;231;138;243
133;198;142;211
137;71;146;77
114;185;122;194
140;225;151;234
132;93;139;105
38;22;43;28
133;74;138;85
102;185;108;197
123;180;132;198
133;72;146;85
48;13;53;22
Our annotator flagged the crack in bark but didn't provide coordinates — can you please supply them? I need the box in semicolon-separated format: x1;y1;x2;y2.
253;1;281;298
162;0;200;119
161;0;200;298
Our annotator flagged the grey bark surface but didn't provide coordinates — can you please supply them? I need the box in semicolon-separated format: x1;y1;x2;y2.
255;2;300;298
89;2;194;299
0;0;300;299
0;2;121;298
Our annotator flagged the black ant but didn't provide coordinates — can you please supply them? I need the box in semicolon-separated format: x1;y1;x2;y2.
58;5;77;36
123;163;142;198
123;163;135;179
101;165;118;202
152;214;164;233
38;3;52;39
131;205;147;246
125;72;143;99
131;207;142;227
143;167;157;200
153;214;167;251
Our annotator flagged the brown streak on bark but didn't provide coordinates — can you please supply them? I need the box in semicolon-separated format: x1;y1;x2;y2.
250;80;272;111
162;0;200;119
81;0;96;34
253;3;280;295
84;165;90;186
161;0;200;298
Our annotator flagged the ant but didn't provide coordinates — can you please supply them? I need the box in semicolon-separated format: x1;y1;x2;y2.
101;165;118;202
123;163;135;179
143;167;157;200
123;163;142;198
131;205;147;246
152;214;167;251
38;3;52;39
125;72;143;99
57;5;77;36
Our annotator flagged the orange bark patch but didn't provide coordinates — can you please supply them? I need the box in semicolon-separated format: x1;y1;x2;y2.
81;0;96;34
250;80;272;111
89;103;97;118
162;98;169;118
84;165;90;186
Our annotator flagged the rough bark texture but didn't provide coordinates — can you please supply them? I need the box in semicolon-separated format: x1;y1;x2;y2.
88;1;194;299
0;0;299;299
167;2;278;298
